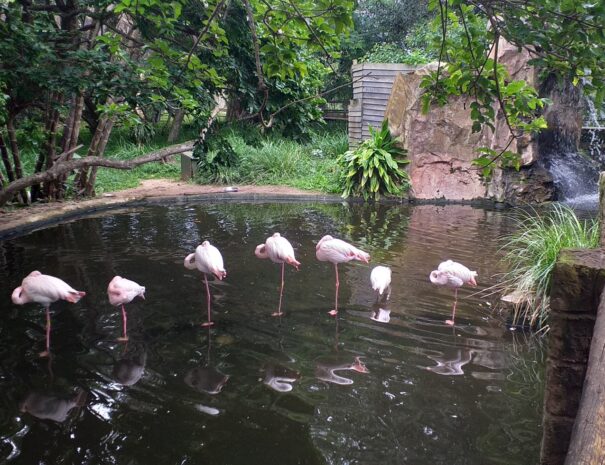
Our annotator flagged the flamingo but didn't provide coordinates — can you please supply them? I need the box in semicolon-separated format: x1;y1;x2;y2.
316;235;370;316
184;241;227;327
370;266;392;302
11;271;86;357
255;232;301;317
429;260;477;325
107;276;145;342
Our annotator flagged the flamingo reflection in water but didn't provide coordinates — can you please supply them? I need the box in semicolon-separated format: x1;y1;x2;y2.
263;363;301;393
426;349;473;376
11;271;86;357
113;344;147;386
315;357;369;385
255;232;301;317
184;326;229;398
20;389;87;422
316;235;370;316
370;304;391;324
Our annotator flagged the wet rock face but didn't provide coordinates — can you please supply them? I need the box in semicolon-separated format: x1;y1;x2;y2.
385;39;553;203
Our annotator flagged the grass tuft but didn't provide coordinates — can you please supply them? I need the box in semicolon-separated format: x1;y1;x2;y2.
194;126;347;193
500;204;599;329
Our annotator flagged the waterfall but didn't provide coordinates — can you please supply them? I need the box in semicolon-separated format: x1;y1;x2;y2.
543;151;599;208
585;99;605;164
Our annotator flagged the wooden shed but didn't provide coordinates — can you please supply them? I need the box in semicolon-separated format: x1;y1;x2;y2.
348;63;418;146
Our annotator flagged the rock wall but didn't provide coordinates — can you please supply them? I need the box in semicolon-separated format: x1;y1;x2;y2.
384;39;553;203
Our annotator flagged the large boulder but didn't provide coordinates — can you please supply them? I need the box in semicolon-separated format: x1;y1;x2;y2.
385;39;552;203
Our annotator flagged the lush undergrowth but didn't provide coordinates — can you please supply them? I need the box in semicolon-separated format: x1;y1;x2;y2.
195;123;348;193
10;121;348;195
500;204;600;329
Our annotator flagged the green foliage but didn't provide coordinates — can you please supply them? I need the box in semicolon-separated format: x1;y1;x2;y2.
193;124;347;192
193;121;240;184
421;0;605;176
338;120;410;200
361;43;432;65
500;205;600;329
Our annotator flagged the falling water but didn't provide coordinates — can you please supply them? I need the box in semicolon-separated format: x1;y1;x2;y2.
585;98;605;164
544;151;599;208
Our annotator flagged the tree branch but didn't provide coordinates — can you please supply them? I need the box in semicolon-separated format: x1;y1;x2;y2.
0;141;194;206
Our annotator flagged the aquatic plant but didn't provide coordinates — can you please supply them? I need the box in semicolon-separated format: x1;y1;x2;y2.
500;204;599;329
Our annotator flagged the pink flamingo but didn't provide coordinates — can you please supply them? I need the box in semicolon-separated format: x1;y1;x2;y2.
11;271;86;357
316;235;370;316
429;260;478;325
107;276;145;342
255;232;301;317
184;241;227;327
370;265;392;302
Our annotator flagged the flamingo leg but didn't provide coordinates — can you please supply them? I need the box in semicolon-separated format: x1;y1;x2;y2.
328;263;339;316
446;288;458;326
117;304;129;342
272;263;285;317
39;306;51;357
201;274;214;327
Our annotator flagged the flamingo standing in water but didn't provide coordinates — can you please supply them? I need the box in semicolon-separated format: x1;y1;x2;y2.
429;260;477;325
107;276;145;342
184;241;227;327
370;266;392;302
11;271;86;357
255;232;301;317
316;235;370;316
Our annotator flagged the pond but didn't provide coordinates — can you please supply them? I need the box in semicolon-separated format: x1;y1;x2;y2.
0;201;544;465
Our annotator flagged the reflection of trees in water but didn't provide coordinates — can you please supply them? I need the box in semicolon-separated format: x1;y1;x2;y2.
475;333;545;462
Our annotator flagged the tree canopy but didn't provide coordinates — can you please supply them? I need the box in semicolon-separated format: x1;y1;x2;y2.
0;0;353;204
421;0;605;174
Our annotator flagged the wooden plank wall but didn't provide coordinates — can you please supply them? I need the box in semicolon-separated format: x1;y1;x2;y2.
348;63;418;147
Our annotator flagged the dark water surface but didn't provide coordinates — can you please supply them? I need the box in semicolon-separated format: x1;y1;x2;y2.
0;202;544;464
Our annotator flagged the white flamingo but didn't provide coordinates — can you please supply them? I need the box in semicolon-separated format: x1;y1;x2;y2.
370;266;392;302
429;260;477;325
184;241;227;327
107;276;145;342
255;232;301;317
11;271;86;357
316;235;370;316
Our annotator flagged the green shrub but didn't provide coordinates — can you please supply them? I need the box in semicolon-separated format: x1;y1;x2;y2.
501;204;599;329
338;120;410;200
361;43;432;65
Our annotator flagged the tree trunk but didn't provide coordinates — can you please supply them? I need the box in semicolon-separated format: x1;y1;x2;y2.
0;135;16;183
56;92;85;199
83;116;115;196
6;117;29;204
168;108;185;143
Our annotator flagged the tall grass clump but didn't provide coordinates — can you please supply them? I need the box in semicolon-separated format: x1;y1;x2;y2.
501;204;599;329
193;123;347;193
